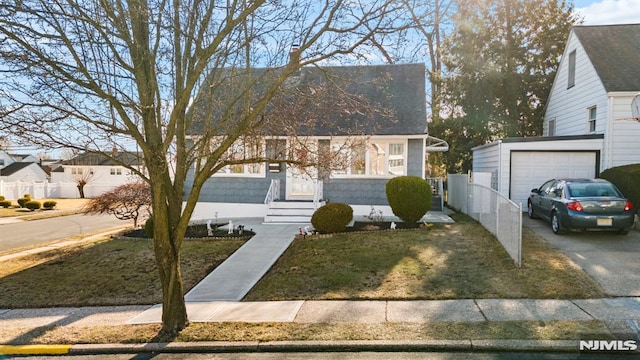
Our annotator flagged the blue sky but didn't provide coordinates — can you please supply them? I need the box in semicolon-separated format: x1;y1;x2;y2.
573;0;640;24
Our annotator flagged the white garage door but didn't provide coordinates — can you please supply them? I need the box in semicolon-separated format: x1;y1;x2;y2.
510;151;597;208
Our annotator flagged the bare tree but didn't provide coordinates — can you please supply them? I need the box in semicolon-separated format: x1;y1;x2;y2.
84;182;151;228
0;0;403;336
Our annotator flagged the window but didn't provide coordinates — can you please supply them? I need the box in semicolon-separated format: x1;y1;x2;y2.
215;138;265;176
567;50;576;88
110;168;122;175
588;106;597;133
266;139;287;172
71;167;82;175
332;140;406;177
548;118;556;136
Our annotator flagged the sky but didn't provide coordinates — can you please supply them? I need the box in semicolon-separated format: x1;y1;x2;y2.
573;0;640;25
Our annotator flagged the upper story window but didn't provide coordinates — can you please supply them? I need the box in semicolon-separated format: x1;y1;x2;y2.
71;167;92;175
588;106;597;133
567;50;576;89
548;118;556;136
110;168;122;175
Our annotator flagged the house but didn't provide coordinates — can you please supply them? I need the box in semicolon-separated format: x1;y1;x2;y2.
50;151;144;198
0;150;48;182
188;63;447;222
472;24;640;208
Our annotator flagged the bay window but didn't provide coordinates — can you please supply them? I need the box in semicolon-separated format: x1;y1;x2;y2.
332;139;406;177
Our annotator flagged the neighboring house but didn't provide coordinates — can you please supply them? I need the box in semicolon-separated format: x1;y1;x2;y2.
51;151;144;197
473;24;640;208
188;63;447;222
0;150;48;182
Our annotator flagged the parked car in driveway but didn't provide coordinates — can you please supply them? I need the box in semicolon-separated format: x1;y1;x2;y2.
528;178;635;235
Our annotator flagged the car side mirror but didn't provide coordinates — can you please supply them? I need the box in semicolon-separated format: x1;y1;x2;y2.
531;188;540;194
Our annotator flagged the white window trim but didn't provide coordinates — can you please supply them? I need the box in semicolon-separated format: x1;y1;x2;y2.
330;138;408;179
211;139;267;178
587;106;597;133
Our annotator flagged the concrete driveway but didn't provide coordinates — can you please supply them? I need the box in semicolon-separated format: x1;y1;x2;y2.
523;216;640;297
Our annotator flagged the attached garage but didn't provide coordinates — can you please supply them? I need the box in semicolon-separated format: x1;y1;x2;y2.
472;135;604;208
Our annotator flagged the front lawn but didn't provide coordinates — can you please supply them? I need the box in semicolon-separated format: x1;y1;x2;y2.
0;237;245;308
245;214;606;300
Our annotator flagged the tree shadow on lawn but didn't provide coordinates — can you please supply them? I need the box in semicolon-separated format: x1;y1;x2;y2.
244;216;607;301
0;237;245;309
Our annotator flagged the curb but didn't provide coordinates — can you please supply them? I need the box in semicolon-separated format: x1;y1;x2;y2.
1;340;584;356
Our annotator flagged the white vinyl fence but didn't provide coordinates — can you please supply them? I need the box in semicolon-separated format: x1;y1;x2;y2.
448;173;522;267
0;180;117;200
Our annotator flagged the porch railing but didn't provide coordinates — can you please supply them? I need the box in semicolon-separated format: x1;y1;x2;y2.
313;180;323;209
263;179;280;204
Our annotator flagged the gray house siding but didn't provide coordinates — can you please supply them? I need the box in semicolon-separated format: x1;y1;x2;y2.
191;139;425;205
187;168;286;204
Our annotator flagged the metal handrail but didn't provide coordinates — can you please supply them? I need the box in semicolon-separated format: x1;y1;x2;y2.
263;179;280;204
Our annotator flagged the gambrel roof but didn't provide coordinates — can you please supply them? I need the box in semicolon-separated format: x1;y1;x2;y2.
573;24;640;92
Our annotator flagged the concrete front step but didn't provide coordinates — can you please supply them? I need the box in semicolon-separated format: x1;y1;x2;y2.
264;201;324;224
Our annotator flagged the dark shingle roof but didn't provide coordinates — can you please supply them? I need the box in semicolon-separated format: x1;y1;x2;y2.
573;24;640;92
0;162;35;176
62;152;144;166
190;63;427;136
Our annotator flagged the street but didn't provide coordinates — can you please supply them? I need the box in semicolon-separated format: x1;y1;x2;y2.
0;213;128;252
9;351;640;360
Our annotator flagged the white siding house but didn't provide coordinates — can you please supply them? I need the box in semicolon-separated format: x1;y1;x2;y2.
543;24;640;171
473;24;640;207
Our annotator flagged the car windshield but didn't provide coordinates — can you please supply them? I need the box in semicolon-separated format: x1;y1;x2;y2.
566;183;621;198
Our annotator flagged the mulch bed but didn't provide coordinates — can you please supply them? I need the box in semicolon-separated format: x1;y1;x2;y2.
122;223;255;239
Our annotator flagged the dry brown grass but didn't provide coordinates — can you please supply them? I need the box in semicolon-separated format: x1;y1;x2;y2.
2;320;612;345
0;198;89;219
246;214;606;300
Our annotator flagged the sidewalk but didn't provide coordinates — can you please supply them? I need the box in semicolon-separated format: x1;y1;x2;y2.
1;212;640;355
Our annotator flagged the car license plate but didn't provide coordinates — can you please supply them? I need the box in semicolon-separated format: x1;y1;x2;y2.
597;218;613;226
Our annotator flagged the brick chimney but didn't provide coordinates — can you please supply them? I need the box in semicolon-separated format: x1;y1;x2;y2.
289;44;300;65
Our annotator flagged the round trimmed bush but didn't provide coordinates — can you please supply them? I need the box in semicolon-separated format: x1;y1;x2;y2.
0;195;4;201
43;201;57;210
144;216;154;238
311;203;353;234
24;200;41;211
0;200;11;208
17;197;30;208
385;176;432;226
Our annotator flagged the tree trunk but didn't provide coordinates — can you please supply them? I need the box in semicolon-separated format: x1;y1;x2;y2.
151;184;188;336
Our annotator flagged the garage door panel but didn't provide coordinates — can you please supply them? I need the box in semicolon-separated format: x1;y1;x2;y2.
511;152;596;208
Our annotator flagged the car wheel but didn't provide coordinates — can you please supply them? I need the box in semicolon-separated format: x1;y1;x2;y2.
551;212;565;234
527;201;537;219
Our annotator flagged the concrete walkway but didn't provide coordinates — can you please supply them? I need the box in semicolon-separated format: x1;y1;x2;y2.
185;219;301;302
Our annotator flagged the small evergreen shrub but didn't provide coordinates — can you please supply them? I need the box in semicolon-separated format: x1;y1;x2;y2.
144;216;154;238
24;200;41;211
0;195;4;201
386;176;432;226
600;164;640;213
311;203;353;234
0;200;11;208
43;201;57;210
17;197;30;208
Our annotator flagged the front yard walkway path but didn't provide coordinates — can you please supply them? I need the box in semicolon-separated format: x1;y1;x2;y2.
185;219;301;302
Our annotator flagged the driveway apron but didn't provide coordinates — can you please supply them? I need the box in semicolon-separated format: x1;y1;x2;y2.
523;216;640;296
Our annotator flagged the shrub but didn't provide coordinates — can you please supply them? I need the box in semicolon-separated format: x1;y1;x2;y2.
311;203;353;234
0;200;11;208
144;216;154;238
385;176;432;226
24;200;41;211
43;201;58;210
600;164;640;214
17;197;30;208
0;195;4;201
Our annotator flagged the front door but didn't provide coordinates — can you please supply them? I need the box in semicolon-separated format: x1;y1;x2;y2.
286;140;317;200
